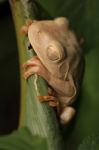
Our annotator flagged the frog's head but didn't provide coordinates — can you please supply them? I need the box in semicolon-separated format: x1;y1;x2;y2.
27;17;70;76
27;17;82;79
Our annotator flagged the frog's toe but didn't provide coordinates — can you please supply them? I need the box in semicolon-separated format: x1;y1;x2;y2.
48;100;59;107
38;95;59;107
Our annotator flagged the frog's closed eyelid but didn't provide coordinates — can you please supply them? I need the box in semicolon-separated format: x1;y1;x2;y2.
47;42;66;63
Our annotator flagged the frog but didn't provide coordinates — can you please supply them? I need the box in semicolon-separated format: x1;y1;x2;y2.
22;17;84;125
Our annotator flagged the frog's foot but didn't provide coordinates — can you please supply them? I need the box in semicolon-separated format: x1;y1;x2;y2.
60;106;76;125
38;95;59;107
22;56;50;81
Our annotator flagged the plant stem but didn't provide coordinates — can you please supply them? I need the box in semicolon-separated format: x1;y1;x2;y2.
9;0;64;150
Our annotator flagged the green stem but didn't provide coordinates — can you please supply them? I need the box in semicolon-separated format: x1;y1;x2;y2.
9;0;64;150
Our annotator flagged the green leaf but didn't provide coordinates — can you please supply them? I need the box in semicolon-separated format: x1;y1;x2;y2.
9;1;64;150
0;127;48;150
78;131;99;150
9;0;99;150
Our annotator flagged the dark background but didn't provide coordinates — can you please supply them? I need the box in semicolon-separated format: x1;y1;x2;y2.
0;1;20;134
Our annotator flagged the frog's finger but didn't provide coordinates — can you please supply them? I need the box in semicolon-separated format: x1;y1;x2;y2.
21;25;28;35
23;66;39;79
21;19;33;35
26;19;33;27
23;58;50;80
22;58;41;69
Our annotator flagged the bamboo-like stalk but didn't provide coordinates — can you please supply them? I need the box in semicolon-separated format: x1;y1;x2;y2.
9;0;64;150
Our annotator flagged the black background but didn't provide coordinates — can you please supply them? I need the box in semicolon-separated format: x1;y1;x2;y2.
0;1;20;134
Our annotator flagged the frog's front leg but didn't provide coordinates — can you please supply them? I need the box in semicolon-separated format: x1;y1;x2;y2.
23;56;59;107
23;56;50;80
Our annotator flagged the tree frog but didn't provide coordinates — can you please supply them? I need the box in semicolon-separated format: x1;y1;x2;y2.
22;17;84;125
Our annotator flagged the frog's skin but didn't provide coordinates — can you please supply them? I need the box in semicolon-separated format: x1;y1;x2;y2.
22;17;84;124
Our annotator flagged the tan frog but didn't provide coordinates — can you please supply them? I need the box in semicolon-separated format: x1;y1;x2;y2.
22;17;84;125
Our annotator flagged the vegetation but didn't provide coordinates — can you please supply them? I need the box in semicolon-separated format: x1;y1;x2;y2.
0;0;99;149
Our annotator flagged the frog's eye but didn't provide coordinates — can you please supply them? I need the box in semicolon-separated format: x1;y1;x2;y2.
47;41;66;63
